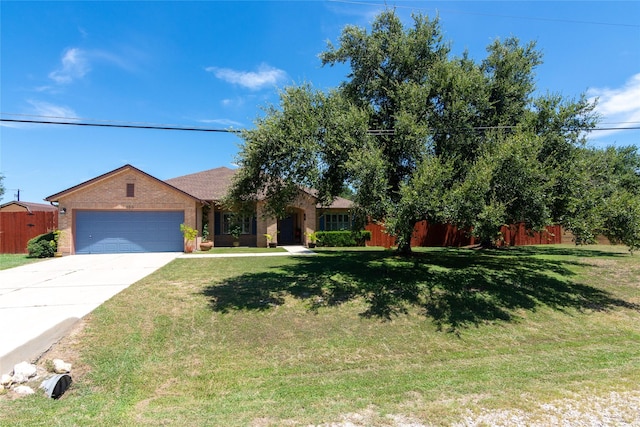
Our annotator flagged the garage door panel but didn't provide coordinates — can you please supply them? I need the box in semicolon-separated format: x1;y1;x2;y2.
76;211;184;254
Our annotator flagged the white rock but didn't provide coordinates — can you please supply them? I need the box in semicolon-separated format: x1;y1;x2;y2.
53;359;72;374
12;373;27;384
13;361;37;379
1;374;12;387
13;385;35;395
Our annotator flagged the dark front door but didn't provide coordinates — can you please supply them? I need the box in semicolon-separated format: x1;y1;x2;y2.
278;214;297;245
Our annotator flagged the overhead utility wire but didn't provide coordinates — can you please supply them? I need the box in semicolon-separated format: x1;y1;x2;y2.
2;117;638;134
0;118;241;133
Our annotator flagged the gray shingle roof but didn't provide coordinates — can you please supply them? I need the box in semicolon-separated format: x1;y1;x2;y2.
320;196;353;209
164;167;237;201
165;167;353;209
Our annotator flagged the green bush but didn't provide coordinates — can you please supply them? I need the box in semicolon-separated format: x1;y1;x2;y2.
27;231;59;258
316;230;371;247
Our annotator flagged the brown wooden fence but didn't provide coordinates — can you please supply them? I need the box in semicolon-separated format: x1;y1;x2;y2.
366;221;562;249
0;211;58;253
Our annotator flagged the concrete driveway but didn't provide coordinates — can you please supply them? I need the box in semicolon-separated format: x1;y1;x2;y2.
0;253;181;374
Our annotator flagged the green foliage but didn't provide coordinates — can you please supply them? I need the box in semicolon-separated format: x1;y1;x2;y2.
179;223;198;242
316;230;371;247
27;231;59;258
230;225;242;240
202;205;210;241
562;146;640;250
228;9;600;253
472;201;508;247
602;190;640;254
0;174;4;199
227;85;370;219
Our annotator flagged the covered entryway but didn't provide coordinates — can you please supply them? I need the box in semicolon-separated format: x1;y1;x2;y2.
277;211;302;245
75;211;184;254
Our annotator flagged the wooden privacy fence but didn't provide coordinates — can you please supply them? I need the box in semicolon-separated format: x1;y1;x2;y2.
0;211;58;253
366;220;562;248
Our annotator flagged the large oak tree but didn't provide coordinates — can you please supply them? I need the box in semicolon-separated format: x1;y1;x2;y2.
228;10;606;253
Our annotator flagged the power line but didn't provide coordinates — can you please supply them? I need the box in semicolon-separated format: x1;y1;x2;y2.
2;116;638;134
0;118;241;133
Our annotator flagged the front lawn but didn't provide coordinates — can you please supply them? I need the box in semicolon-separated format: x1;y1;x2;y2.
0;254;44;271
1;245;638;425
193;247;287;254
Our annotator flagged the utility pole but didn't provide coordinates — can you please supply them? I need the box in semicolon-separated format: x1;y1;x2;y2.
8;189;20;201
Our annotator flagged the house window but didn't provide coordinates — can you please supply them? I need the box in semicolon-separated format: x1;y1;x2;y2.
324;213;351;231
222;213;252;235
126;183;135;197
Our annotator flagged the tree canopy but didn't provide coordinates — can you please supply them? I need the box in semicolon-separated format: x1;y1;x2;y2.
228;9;638;253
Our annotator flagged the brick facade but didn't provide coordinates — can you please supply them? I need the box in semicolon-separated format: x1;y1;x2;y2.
53;167;200;254
254;191;318;247
46;164;352;253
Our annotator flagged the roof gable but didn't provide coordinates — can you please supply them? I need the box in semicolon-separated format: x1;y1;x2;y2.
44;164;353;209
45;164;204;203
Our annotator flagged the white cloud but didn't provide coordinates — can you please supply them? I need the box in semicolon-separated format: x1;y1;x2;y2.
1;101;79;128
220;96;247;108
48;48;90;84
27;100;78;121
588;73;640;138
199;118;244;128
206;63;287;90
46;46;135;88
92;49;138;73
0;119;23;129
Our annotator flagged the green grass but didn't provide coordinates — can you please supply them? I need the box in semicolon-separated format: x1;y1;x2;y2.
0;254;45;271
193;247;288;254
1;245;639;426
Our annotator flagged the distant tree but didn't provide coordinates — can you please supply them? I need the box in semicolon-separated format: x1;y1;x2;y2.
602;189;640;254
228;9;599;253
565;146;640;253
0;174;5;200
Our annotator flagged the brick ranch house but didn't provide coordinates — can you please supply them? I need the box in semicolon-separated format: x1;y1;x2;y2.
45;164;352;255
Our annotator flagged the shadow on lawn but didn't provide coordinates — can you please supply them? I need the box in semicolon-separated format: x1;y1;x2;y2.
201;248;638;333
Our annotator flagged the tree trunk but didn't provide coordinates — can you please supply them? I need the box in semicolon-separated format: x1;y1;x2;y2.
397;240;412;255
396;226;413;255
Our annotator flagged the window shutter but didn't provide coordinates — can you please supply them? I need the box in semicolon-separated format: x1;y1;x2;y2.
319;215;325;231
252;216;257;235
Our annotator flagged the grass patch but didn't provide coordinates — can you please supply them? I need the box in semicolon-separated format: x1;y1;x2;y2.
0;254;45;271
193;247;287;254
2;245;639;425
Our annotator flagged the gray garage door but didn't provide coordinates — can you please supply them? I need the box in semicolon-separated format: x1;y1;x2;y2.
75;211;184;254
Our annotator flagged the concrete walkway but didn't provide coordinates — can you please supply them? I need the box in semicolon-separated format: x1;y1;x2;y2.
180;245;316;258
0;246;315;374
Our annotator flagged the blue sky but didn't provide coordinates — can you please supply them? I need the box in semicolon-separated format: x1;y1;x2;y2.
1;1;639;204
